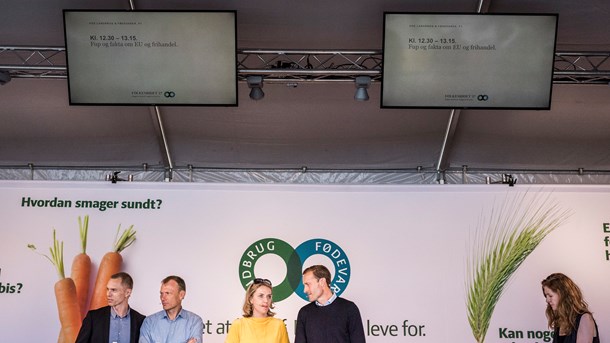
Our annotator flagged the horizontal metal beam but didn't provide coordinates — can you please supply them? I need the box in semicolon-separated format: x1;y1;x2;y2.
1;47;609;84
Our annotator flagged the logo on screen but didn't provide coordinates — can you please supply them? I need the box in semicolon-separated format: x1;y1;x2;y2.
477;94;489;101
164;91;176;98
238;238;351;302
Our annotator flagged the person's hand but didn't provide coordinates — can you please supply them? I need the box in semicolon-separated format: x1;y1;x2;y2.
186;338;197;343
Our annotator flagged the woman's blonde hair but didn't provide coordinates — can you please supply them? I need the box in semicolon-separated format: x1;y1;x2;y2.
242;279;275;317
541;273;591;334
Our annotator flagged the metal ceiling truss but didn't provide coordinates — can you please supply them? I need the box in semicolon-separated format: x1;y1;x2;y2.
0;46;66;79
553;52;610;84
1;46;609;84
237;50;382;82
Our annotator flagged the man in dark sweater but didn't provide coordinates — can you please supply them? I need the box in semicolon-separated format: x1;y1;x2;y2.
295;265;366;343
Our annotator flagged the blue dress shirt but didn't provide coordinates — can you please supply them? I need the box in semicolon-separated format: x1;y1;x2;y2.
138;308;203;343
109;307;132;343
315;292;337;306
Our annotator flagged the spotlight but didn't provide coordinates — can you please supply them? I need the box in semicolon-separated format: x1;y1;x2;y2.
486;174;517;187
107;171;126;184
354;76;371;101
0;71;11;85
502;174;517;187
247;75;264;100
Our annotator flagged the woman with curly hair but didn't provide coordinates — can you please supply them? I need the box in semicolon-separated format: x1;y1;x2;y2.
225;278;289;343
542;273;600;343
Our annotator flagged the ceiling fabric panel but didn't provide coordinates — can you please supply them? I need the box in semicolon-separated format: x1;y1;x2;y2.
0;0;609;182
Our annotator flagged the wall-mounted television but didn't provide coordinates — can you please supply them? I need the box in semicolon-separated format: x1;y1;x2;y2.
64;10;237;106
382;13;558;109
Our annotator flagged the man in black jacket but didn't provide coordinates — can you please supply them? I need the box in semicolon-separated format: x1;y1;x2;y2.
76;272;146;343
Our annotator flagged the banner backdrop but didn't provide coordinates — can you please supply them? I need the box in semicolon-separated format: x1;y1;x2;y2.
0;181;608;343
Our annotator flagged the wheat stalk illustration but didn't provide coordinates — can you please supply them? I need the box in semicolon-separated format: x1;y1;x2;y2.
466;192;571;343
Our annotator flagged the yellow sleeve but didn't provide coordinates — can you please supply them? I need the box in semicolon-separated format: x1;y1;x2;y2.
225;318;242;343
277;318;290;343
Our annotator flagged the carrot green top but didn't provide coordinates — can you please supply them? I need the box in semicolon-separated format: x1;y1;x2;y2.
113;224;136;253
28;229;66;280
79;215;89;254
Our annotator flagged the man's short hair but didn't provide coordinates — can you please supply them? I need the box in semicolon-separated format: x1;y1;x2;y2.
303;265;331;288
162;275;187;292
111;272;134;289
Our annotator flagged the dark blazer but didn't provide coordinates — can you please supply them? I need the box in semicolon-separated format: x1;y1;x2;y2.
75;306;146;343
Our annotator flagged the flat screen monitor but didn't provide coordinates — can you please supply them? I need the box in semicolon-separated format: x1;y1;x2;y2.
382;13;558;109
64;10;237;106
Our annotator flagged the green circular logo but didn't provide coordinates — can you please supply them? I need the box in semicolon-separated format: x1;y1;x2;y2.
238;238;302;302
238;238;351;302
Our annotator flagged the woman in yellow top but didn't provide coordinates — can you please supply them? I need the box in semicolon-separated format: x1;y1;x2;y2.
225;278;290;343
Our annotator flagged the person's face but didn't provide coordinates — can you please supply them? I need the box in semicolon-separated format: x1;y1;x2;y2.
302;271;325;302
250;285;272;318
543;286;560;311
160;280;185;312
107;278;131;307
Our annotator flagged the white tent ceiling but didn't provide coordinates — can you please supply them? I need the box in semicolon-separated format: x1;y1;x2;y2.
1;0;609;182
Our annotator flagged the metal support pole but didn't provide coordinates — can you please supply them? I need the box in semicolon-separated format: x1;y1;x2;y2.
153;106;174;179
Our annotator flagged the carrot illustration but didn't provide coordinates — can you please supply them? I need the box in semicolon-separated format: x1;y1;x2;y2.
29;230;81;343
71;215;91;320
89;224;136;310
55;278;81;343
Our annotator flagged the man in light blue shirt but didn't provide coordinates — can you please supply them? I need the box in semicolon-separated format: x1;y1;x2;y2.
139;275;203;343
